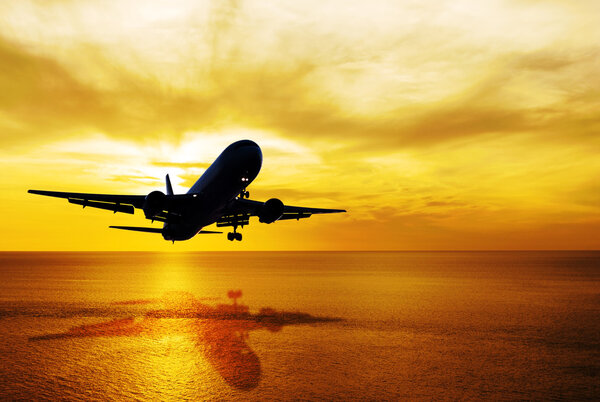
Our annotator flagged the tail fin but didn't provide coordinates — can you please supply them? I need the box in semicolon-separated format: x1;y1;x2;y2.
166;174;174;196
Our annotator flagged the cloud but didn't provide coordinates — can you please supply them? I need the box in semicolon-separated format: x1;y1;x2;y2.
151;161;212;169
0;38;106;144
1;0;598;153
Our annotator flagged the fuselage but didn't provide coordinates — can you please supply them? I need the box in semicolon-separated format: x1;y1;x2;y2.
162;140;262;241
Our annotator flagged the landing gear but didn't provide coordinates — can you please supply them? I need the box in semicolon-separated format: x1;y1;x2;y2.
239;189;250;199
227;232;242;241
227;227;243;241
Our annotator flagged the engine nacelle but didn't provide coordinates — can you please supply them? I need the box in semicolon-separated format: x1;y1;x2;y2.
143;190;166;219
258;198;284;224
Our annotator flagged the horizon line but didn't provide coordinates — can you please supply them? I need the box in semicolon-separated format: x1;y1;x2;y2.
1;249;598;253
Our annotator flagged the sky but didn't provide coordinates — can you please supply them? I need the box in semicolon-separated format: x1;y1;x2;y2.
0;0;599;251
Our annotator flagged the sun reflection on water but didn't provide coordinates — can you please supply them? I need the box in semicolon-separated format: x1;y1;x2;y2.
29;291;342;392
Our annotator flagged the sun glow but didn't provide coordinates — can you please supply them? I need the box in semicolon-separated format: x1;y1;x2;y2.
1;0;599;250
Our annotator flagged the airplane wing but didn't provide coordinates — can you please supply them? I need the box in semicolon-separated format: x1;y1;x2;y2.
28;190;145;213
27;189;190;223
216;198;346;228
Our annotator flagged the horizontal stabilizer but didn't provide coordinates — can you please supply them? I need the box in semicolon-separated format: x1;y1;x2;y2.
109;226;222;235
109;226;163;233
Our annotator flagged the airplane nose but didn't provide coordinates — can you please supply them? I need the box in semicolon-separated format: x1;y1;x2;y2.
252;145;263;164
226;140;262;176
242;144;262;177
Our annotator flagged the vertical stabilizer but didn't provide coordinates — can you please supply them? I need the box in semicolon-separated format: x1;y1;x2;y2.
166;174;174;195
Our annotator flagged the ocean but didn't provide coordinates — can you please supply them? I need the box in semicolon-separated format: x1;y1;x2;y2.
0;251;598;400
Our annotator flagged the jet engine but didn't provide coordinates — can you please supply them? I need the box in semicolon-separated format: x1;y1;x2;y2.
143;190;166;219
258;198;284;223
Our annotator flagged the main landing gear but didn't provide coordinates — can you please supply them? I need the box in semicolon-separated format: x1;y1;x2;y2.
227;232;242;241
227;227;242;241
239;189;250;198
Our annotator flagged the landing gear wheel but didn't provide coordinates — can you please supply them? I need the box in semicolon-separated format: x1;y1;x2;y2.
244;191;250;198
235;232;242;241
227;233;234;241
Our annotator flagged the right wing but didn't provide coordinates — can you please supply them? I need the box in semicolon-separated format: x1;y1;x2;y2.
228;198;346;218
216;197;346;228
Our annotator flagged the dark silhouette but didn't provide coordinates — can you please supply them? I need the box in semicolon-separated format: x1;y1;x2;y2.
227;289;243;306
29;291;342;391
28;140;346;243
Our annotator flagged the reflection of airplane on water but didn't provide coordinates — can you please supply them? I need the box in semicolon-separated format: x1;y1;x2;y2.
29;140;346;242
29;291;342;391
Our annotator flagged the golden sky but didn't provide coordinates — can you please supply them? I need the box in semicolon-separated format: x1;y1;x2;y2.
1;0;599;250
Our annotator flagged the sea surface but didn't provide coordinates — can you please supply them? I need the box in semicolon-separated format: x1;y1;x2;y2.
0;251;598;400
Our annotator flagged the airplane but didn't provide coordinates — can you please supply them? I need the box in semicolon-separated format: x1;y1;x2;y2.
28;140;346;242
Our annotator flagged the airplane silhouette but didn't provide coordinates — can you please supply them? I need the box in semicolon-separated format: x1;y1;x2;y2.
28;140;346;242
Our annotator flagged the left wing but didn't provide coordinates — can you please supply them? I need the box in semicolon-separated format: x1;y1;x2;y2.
28;190;145;214
27;189;189;223
216;198;346;229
